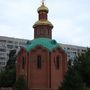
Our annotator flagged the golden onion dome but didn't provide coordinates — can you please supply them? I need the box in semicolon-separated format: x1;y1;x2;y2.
37;3;49;13
33;20;53;28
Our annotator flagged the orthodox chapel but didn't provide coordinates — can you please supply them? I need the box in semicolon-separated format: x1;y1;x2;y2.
16;2;67;90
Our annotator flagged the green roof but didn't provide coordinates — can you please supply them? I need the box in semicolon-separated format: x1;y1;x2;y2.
23;38;60;52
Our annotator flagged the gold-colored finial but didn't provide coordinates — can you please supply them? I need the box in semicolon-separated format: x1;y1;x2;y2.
38;0;48;13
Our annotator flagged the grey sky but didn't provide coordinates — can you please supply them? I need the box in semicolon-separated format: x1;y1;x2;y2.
0;0;90;47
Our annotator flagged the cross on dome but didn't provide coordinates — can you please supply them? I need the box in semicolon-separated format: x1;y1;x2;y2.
41;0;45;4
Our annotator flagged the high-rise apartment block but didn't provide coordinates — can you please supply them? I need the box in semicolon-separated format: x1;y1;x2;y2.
60;44;87;61
0;36;27;71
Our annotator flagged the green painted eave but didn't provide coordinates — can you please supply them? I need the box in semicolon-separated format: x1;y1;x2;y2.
23;38;60;52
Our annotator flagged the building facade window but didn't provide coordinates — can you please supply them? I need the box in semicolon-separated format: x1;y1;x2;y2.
56;56;60;69
0;48;6;52
8;40;13;43
48;29;49;35
0;40;6;43
37;55;42;69
7;45;13;49
0;57;6;60
22;57;26;69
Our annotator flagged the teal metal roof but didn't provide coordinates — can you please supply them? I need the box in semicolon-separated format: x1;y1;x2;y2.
23;38;60;52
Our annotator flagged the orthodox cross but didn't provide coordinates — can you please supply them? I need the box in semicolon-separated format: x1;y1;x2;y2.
42;0;45;4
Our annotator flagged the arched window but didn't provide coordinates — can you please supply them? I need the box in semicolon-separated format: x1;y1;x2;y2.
48;29;49;35
22;57;26;69
37;55;42;69
56;56;60;69
35;30;37;35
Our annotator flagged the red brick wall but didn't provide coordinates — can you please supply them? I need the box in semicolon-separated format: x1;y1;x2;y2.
16;46;67;90
28;47;49;88
16;48;28;79
50;49;65;89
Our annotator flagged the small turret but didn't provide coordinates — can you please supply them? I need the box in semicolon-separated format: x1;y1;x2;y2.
33;3;53;39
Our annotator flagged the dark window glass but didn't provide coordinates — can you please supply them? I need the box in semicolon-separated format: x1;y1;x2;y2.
0;40;6;43
7;45;13;49
8;40;13;43
0;57;5;60
56;56;60;69
15;46;18;48
36;30;37;35
48;29;49;35
0;48;6;52
22;57;26;69
37;55;42;69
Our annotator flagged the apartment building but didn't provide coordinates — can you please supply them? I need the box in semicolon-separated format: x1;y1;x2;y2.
60;44;87;62
0;36;27;71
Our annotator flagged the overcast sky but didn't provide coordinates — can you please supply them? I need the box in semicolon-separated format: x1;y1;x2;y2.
0;0;90;47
